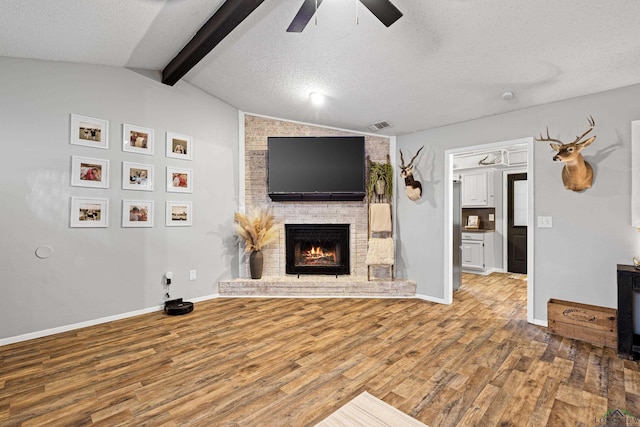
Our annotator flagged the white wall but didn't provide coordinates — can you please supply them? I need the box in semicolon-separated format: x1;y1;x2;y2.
397;84;640;322
0;57;239;342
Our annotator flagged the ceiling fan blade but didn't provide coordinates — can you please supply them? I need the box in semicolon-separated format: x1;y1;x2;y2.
287;0;323;33
358;0;402;27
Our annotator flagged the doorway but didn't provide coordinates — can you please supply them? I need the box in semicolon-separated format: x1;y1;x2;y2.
444;137;535;323
506;172;527;274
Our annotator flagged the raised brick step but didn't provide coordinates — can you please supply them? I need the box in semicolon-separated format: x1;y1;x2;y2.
218;276;416;297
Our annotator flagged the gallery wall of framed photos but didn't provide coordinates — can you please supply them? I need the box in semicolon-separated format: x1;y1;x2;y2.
68;113;194;228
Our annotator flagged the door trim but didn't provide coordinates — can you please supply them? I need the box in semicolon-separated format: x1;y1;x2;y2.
444;137;535;324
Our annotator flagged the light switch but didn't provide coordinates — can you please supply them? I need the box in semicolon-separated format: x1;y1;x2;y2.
537;216;552;228
189;270;197;280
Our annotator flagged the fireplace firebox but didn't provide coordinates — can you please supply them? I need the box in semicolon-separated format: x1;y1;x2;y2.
285;224;350;275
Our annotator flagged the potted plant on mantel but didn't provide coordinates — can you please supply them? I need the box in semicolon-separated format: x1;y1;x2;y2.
234;208;278;279
368;161;393;203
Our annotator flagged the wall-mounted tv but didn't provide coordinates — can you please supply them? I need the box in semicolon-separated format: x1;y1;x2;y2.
268;136;366;201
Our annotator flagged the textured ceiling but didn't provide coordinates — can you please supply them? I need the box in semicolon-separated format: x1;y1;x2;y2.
2;0;640;135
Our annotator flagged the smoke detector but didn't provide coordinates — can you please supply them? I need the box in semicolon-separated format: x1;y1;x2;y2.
367;121;392;132
502;91;515;101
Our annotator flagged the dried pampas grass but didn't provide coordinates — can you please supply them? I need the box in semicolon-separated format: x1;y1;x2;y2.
234;208;278;252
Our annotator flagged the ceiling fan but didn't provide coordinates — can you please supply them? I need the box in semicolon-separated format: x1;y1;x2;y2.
287;0;403;33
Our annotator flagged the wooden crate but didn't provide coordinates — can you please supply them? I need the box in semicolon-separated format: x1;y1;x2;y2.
547;299;617;348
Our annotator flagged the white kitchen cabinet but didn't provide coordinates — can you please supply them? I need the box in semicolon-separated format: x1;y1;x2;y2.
461;231;494;273
461;240;484;270
461;171;493;207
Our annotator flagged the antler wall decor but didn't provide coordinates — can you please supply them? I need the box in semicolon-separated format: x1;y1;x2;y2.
536;116;597;192
399;146;424;201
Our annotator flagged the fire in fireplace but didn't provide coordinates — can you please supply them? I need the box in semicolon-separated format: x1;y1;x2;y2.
285;224;350;275
298;245;337;266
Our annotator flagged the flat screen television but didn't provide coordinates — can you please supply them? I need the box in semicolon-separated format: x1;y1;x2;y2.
268;136;366;201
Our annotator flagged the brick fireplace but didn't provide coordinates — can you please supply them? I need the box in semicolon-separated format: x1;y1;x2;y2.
242;114;390;278
217;114;416;297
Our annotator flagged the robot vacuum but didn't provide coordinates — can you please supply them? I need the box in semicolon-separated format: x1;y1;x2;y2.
164;298;194;315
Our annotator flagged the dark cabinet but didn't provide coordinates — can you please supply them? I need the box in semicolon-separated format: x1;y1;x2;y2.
618;264;640;359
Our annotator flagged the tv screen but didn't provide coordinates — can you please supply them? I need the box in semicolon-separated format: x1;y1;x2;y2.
268;136;365;201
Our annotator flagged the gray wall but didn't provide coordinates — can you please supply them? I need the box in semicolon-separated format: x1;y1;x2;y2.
3;57;638;340
397;84;640;322
0;57;239;341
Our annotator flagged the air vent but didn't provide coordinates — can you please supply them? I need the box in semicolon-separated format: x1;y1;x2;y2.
367;121;392;132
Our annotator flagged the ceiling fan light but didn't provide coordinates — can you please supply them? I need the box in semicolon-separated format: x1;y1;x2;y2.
309;92;325;106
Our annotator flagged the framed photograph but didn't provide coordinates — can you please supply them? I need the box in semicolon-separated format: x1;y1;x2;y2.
70;197;109;228
166;201;192;226
122;200;154;228
71;156;109;188
122;161;153;191
166;167;192;193
70;114;109;149
166;132;192;160
466;215;479;229
123;124;154;155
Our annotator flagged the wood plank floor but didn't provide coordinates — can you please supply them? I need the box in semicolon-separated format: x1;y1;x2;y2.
1;273;639;426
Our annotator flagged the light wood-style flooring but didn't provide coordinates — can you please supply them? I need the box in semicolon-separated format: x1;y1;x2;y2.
1;273;639;426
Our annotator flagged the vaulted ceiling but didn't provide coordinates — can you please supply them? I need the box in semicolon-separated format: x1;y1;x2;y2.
2;0;640;135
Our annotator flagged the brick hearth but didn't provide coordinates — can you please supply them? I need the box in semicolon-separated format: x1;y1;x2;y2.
219;277;416;297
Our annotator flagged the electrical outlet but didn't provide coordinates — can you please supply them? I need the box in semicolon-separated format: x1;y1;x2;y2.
189;270;197;281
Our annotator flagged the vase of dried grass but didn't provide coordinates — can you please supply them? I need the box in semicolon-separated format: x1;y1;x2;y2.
249;250;264;279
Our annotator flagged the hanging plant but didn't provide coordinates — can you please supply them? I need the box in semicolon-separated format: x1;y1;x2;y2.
368;161;393;202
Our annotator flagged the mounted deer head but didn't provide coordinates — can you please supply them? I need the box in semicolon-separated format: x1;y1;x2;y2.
399;146;424;201
536;116;596;192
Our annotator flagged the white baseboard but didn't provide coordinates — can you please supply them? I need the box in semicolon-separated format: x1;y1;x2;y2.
190;293;220;303
531;318;548;327
462;267;502;276
0;293;221;347
415;293;450;305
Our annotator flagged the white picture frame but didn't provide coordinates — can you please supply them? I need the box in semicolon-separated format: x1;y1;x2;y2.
122;161;154;191
123;123;154;155
166;167;192;193
166;201;192;227
70;114;109;149
71;156;109;189
70;197;109;228
122;200;154;228
166;132;192;160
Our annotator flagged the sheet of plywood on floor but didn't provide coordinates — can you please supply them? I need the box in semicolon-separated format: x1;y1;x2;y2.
2;272;640;426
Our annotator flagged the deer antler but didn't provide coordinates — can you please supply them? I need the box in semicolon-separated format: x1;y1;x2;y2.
536;116;596;145
535;127;563;144
571;115;595;144
399;149;406;167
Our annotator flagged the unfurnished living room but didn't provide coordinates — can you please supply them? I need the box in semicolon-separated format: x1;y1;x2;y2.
2;1;640;426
